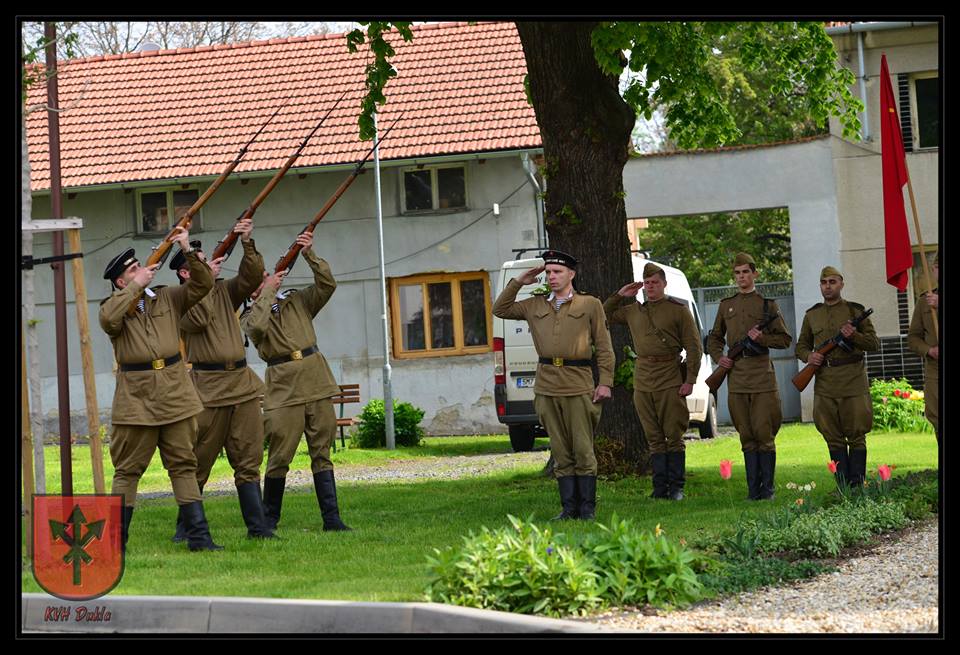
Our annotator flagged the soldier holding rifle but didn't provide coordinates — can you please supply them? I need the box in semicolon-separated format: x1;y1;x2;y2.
795;266;879;489
707;253;792;500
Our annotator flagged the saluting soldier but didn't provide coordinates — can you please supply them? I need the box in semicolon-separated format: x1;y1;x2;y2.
907;252;939;444
603;263;702;501
99;227;223;552
707;253;792;500
492;250;615;520
796;266;880;488
169;218;275;542
241;230;351;532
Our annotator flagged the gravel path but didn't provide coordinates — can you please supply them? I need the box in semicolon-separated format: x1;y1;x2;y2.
577;518;939;634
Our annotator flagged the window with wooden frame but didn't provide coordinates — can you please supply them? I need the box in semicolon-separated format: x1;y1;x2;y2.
400;164;467;213
389;272;492;359
135;187;201;236
910;72;939;150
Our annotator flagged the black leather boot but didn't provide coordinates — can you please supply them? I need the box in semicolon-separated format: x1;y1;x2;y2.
743;451;761;500
666;451;686;501
314;470;352;531
848;448;867;488
120;506;134;553
172;482;203;543
576;475;597;521
829;448;849;490
551;476;579;520
181;501;224;552
650;453;669;499
262;476;286;530
237;481;276;539
758;451;776;500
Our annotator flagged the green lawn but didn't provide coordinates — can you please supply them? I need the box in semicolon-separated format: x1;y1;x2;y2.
22;425;937;601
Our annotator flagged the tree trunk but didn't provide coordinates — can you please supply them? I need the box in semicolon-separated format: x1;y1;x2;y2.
516;22;648;467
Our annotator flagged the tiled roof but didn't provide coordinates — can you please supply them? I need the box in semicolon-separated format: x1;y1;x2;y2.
24;22;540;192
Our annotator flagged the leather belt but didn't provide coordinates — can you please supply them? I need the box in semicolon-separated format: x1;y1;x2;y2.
742;348;770;358
643;354;678;363
539;357;592;367
191;358;247;372
824;354;863;368
267;345;319;367
120;353;181;372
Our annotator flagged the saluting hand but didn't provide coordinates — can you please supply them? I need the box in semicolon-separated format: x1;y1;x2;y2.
618;281;643;298
516;265;545;286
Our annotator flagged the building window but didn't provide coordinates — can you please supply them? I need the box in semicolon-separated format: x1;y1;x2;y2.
910;73;939;149
401;164;467;213
136;187;200;235
389;272;492;359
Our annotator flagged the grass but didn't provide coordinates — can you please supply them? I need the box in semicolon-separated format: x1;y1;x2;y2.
22;424;937;602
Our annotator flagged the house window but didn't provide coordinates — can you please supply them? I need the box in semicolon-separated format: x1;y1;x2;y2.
401;164;467;213
136;187;201;235
910;73;939;149
389;272;492;359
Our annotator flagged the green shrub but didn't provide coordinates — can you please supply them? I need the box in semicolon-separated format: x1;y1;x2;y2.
699;556;835;597
581;514;704;610
870;378;932;432
353;399;425;448
424;515;603;617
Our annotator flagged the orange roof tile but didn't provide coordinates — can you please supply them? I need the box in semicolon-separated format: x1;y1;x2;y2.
25;21;540;192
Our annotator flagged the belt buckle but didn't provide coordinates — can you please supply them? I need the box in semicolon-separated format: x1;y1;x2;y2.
152;358;165;370
291;350;303;361
225;361;237;371
552;357;563;367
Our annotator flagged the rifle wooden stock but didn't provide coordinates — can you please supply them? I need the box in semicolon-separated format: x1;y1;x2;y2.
704;312;781;393
274;113;405;274
790;307;874;392
211;91;347;262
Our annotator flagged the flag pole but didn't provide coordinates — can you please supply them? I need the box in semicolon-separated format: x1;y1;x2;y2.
904;176;939;340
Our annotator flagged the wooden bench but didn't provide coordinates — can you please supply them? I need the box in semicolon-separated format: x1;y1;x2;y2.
329;384;361;451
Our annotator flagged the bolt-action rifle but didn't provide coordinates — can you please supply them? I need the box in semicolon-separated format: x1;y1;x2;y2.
209;90;347;263
705;312;782;393
791;308;874;392
273;113;404;275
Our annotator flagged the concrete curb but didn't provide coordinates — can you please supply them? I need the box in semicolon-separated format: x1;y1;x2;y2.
22;593;602;634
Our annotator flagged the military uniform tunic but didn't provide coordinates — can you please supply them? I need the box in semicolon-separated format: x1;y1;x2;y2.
907;290;939;434
796;299;879;450
603;293;702;453
98;250;213;507
707;291;792;452
180;239;266;487
242;249;339;477
493;279;614;476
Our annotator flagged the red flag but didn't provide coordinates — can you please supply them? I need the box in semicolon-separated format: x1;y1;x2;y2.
880;54;913;291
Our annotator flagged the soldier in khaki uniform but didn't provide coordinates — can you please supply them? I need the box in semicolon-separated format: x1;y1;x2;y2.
169;218;275;541
603;262;702;501
796;266;879;488
707;253;792;500
242;230;351;532
99;227;223;551
493;250;615;520
908;253;939;444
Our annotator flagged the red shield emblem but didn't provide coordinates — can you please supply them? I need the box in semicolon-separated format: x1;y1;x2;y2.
32;495;125;600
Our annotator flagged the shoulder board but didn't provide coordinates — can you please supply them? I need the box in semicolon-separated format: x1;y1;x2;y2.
152;285;168;292
667;296;688;307
806;303;824;313
847;301;866;312
722;293;739;302
99;296;110;307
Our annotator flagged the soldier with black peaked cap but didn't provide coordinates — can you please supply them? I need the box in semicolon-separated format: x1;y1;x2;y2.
707;253;792;500
603;262;702;501
493;250;615;520
98;226;222;552
796;266;880;488
169;218;275;542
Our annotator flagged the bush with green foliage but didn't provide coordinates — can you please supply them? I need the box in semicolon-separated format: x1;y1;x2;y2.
424;515;603;618
352;399;425;448
698;556;835;597
870;378;932;432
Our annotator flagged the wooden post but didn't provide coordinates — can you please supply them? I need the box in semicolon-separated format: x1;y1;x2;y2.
68;228;105;494
905;178;939;340
21;331;35;559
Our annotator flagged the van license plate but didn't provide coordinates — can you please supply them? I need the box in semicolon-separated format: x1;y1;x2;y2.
516;377;536;389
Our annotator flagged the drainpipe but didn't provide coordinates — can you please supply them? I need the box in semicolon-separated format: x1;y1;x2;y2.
520;152;546;248
857;31;871;142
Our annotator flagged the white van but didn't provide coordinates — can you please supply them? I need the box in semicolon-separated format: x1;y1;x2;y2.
492;254;718;451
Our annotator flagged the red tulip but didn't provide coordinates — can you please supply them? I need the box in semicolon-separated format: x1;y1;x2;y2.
877;465;892;481
719;459;733;480
827;460;838;474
